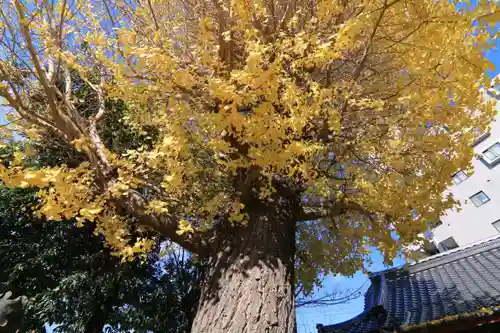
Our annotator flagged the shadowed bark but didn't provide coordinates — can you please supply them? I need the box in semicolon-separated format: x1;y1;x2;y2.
191;196;297;333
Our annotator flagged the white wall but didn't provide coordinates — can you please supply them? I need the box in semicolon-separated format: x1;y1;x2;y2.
432;91;500;247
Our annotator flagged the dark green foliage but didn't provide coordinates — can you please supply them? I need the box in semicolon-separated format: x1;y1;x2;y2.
30;71;158;170
0;186;201;333
0;70;201;332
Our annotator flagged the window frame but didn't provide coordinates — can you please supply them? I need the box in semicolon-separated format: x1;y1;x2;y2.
439;236;459;251
473;132;490;146
433;220;443;228
470;191;491;207
492;219;500;233
451;170;468;185
481;141;500;166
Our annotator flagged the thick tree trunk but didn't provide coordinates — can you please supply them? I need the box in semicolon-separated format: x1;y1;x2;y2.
84;312;106;333
84;296;114;333
191;199;296;333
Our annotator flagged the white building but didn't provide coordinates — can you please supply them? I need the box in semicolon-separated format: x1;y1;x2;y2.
425;88;500;253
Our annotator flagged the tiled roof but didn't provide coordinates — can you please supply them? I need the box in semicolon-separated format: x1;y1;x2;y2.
317;235;500;333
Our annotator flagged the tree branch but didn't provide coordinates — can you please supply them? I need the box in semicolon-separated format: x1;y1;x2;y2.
14;0;82;141
296;280;367;308
352;0;392;80
295;200;378;222
87;74;112;175
0;84;65;138
116;189;206;255
146;0;160;30
294;208;328;222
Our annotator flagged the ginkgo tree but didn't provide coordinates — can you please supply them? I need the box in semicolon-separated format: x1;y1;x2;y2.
0;0;499;332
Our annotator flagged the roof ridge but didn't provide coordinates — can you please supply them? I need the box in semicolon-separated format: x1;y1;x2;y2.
368;234;500;278
317;230;500;333
316;305;386;332
411;233;500;266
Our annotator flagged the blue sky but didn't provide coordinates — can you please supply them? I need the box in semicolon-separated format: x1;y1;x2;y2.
296;251;405;333
486;48;500;78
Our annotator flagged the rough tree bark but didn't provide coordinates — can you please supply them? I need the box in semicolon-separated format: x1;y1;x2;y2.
191;197;297;333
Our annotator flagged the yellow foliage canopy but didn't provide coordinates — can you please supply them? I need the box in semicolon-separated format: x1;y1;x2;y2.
0;0;498;289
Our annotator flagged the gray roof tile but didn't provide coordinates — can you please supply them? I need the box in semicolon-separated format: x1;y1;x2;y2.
317;236;500;333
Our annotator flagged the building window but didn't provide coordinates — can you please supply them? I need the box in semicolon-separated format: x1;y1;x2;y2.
439;237;459;251
451;170;468;185
470;191;490;207
493;220;500;233
482;142;500;165
473;132;490;146
425;220;442;230
432;220;443;228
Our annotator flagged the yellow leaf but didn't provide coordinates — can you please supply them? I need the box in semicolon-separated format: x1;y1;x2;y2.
176;219;194;235
87;207;103;215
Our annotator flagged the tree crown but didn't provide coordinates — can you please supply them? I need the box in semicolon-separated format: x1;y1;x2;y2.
0;0;498;292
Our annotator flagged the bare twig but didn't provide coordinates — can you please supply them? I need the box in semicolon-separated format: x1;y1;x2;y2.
296;280;367;308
